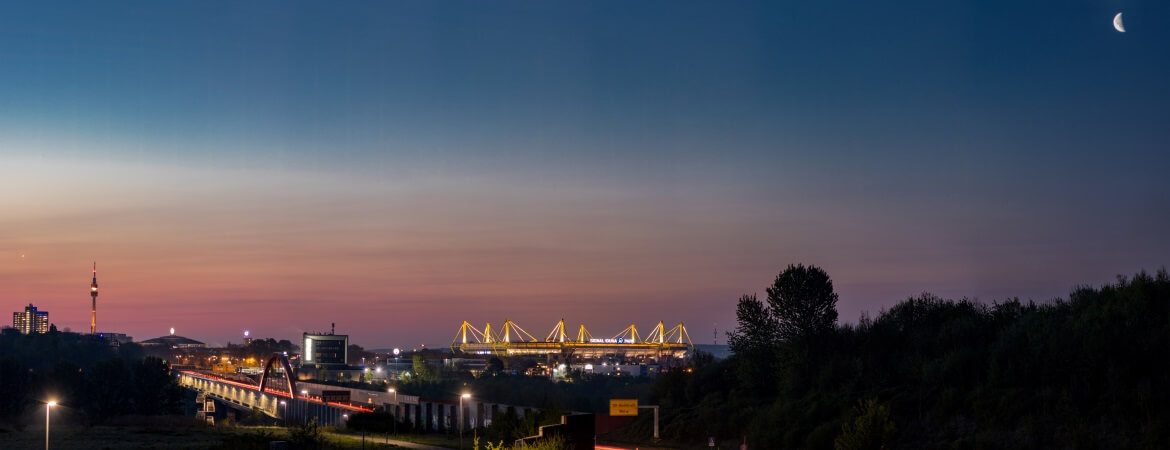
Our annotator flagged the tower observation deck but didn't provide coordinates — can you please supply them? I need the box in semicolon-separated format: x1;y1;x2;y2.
451;319;693;358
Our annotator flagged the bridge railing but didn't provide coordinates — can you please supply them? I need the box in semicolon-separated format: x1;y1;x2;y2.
180;370;375;413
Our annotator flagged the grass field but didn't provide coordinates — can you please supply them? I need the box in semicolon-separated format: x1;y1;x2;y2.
1;425;225;449
361;431;462;448
0;424;415;449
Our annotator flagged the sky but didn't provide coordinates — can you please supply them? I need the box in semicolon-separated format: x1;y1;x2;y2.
2;1;1168;348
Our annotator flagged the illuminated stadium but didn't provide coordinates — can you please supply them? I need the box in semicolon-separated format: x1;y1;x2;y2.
451;319;693;358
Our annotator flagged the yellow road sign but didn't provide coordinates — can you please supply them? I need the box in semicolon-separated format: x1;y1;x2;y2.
610;399;638;416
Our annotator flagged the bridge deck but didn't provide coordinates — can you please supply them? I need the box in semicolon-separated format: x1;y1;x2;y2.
179;370;373;426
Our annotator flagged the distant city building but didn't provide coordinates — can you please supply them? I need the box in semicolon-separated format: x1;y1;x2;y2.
578;362;658;377
299;326;359;382
302;332;348;366
12;304;49;334
96;332;134;346
140;334;206;349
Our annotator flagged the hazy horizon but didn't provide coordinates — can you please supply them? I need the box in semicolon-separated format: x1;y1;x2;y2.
3;1;1168;347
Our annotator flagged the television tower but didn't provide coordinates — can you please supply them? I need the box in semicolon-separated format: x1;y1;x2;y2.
90;262;99;334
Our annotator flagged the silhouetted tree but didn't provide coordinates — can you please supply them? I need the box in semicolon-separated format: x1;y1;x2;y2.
85;358;133;420
133;357;182;415
767;264;839;342
727;293;779;395
241;338;298;361
728;294;778;355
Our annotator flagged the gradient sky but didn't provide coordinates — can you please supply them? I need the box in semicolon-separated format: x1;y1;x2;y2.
2;1;1168;347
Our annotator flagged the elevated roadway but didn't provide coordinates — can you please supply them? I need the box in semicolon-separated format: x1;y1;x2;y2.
179;368;372;427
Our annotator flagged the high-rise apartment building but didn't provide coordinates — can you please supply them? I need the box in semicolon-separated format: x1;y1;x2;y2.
13;304;49;334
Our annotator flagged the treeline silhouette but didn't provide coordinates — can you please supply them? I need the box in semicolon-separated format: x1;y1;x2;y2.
238;337;298;361
0;329;182;429
647;265;1169;449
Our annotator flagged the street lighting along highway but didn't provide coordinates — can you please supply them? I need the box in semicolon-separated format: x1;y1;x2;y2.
45;400;58;450
459;392;472;450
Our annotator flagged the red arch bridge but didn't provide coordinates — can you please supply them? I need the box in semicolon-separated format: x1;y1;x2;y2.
178;354;372;427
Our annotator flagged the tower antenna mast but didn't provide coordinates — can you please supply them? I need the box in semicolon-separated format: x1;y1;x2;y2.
90;262;99;334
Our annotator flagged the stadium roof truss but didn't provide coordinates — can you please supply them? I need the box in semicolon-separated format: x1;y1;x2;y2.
452;319;693;357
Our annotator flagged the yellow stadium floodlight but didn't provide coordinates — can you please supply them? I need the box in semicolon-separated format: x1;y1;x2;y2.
664;322;694;345
545;319;567;343
451;321;490;351
576;324;593;343
612;323;640;343
502;320;538;343
643;321;667;344
483;323;494;343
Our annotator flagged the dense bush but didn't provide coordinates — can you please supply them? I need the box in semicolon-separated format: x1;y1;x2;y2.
649;267;1170;449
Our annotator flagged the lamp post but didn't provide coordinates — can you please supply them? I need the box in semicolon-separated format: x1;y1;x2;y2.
388;388;398;436
45;400;57;450
301;390;309;424
459;393;471;450
279;400;287;425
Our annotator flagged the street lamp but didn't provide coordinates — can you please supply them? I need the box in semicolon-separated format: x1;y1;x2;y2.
45;400;57;450
459;392;471;450
387;388;398;436
279;400;287;424
300;390;309;424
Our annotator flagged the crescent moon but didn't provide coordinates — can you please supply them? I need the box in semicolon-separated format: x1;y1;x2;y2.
1113;12;1125;33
